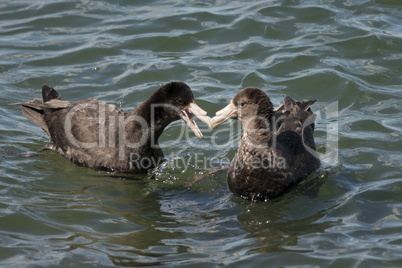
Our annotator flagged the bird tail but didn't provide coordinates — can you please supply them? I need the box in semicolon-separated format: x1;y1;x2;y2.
42;84;60;102
12;84;61;138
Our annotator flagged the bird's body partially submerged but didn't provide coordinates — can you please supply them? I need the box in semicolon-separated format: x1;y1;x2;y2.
15;82;209;173
210;87;320;201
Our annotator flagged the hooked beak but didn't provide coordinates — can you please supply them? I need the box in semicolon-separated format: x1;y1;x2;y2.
209;100;238;130
181;102;210;139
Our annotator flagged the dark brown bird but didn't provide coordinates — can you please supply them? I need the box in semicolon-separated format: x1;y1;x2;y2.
210;87;320;201
15;82;210;173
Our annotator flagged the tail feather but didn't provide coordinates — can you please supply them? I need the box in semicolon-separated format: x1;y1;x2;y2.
297;99;317;111
283;95;300;115
284;95;298;109
275;96;318;136
13;84;62;138
42;84;60;102
19;99;50;138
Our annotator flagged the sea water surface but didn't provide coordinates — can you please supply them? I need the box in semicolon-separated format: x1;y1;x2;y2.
1;0;401;267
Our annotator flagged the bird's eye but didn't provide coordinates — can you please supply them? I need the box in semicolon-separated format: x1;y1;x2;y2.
239;102;246;107
177;100;185;105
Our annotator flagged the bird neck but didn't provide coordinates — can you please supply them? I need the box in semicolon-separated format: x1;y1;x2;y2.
126;98;178;142
240;116;273;147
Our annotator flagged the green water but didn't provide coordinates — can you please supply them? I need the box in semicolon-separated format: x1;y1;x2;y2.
1;0;401;267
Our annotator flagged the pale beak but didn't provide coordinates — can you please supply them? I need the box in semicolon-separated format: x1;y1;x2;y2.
209;100;238;130
181;102;210;139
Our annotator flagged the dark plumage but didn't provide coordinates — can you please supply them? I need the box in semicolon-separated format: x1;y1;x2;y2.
15;82;209;173
210;87;320;201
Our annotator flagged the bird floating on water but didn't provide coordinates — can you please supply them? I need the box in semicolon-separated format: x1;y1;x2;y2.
209;87;320;201
15;82;210;173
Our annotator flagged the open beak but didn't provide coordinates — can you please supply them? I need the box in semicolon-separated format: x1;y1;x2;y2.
181;102;210;139
209;100;238;130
